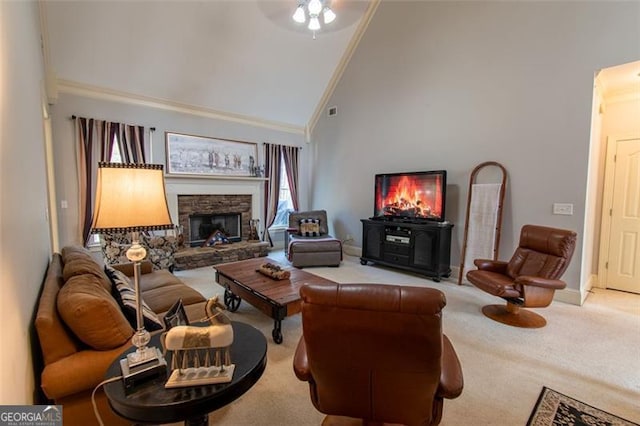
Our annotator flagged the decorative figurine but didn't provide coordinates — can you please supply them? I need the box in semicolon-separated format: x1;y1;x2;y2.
161;296;235;387
248;219;260;241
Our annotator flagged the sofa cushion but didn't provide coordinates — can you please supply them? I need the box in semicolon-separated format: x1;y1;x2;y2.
105;266;164;332
61;245;94;261
62;258;112;291
60;245;112;292
141;284;207;314
57;274;134;350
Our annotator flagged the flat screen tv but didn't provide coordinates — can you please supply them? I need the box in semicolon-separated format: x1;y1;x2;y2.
373;170;447;222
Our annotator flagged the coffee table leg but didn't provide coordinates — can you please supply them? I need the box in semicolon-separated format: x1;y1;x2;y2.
272;320;283;344
224;289;242;312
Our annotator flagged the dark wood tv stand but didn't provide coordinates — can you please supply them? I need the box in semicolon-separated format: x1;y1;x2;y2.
360;218;453;282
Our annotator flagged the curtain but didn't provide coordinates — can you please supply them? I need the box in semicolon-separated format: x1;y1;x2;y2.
282;145;300;211
262;143;301;245
263;143;282;245
74;116;146;245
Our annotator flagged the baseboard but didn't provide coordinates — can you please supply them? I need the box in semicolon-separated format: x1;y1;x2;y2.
554;287;585;306
342;244;361;257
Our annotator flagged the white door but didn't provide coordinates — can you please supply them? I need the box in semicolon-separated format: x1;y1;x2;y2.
603;137;640;293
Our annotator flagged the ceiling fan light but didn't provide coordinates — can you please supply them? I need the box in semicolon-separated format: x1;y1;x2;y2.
307;0;323;16
308;16;321;31
323;7;336;24
292;5;306;23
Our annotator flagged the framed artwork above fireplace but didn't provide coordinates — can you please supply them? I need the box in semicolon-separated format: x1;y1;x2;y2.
165;132;259;177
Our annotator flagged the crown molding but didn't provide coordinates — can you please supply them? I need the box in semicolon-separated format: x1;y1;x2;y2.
307;0;381;138
56;79;306;135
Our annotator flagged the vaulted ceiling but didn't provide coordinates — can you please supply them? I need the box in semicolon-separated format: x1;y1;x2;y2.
41;1;374;132
41;1;637;133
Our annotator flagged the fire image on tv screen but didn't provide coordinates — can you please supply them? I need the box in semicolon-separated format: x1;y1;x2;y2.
374;170;446;222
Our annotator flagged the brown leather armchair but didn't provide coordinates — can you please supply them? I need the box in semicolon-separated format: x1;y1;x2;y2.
466;224;577;328
293;283;463;426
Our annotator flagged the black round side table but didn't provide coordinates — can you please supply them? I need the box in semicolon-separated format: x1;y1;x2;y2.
104;321;267;425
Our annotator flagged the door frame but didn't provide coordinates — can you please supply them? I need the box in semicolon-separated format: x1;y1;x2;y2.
597;134;638;289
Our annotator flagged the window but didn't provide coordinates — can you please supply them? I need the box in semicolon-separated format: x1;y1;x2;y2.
270;158;294;229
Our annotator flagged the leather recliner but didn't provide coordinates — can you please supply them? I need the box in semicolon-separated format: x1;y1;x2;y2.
466;224;577;328
293;283;463;426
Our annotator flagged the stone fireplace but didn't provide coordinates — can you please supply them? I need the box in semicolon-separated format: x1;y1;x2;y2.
177;194;252;247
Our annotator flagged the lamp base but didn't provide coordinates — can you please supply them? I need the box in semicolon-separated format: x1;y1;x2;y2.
127;345;160;368
120;347;167;393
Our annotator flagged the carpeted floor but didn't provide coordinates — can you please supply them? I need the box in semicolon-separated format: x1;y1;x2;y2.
172;250;640;426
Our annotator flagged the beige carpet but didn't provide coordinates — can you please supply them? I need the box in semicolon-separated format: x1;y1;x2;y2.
173;251;640;426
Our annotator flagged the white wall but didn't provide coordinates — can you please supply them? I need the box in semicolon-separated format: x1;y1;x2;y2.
0;1;51;404
50;93;308;248
311;1;640;300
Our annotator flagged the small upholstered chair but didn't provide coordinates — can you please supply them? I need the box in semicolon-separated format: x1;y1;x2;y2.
285;210;342;268
466;224;577;328
293;283;464;426
100;230;179;272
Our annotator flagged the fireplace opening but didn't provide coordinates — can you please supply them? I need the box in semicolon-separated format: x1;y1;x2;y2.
189;213;242;247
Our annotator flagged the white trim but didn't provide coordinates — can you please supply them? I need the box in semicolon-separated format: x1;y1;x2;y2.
308;0;381;136
604;91;640;105
56;79;305;135
554;287;587;306
342;243;361;257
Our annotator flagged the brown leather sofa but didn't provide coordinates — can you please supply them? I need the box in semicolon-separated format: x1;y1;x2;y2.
35;246;206;426
293;283;463;426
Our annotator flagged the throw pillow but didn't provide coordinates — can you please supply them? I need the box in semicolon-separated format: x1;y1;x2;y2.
57;274;134;350
104;265;164;332
299;218;320;237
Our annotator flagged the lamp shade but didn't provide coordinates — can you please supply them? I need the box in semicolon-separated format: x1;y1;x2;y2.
91;163;174;232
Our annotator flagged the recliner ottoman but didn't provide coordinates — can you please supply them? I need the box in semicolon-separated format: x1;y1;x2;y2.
288;236;342;268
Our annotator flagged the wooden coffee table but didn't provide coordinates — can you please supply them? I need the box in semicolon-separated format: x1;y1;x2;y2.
214;257;336;344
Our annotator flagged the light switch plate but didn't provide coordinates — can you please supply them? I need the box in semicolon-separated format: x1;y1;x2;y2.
553;203;573;215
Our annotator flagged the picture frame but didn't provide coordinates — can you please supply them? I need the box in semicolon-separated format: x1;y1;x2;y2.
162;299;189;330
165;132;259;177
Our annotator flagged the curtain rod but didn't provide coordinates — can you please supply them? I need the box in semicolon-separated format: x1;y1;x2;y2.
70;115;154;131
262;142;303;150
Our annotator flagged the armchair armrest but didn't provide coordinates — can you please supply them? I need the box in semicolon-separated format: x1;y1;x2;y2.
515;275;567;290
436;335;463;400
40;343;130;399
473;259;508;274
293;337;312;382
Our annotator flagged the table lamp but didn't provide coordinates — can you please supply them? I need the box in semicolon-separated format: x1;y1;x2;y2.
91;162;173;385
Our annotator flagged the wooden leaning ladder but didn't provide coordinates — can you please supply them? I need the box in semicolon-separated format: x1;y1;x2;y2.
458;161;507;285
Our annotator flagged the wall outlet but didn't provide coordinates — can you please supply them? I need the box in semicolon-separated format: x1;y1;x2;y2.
553;203;573;215
344;234;353;242
61;200;68;209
